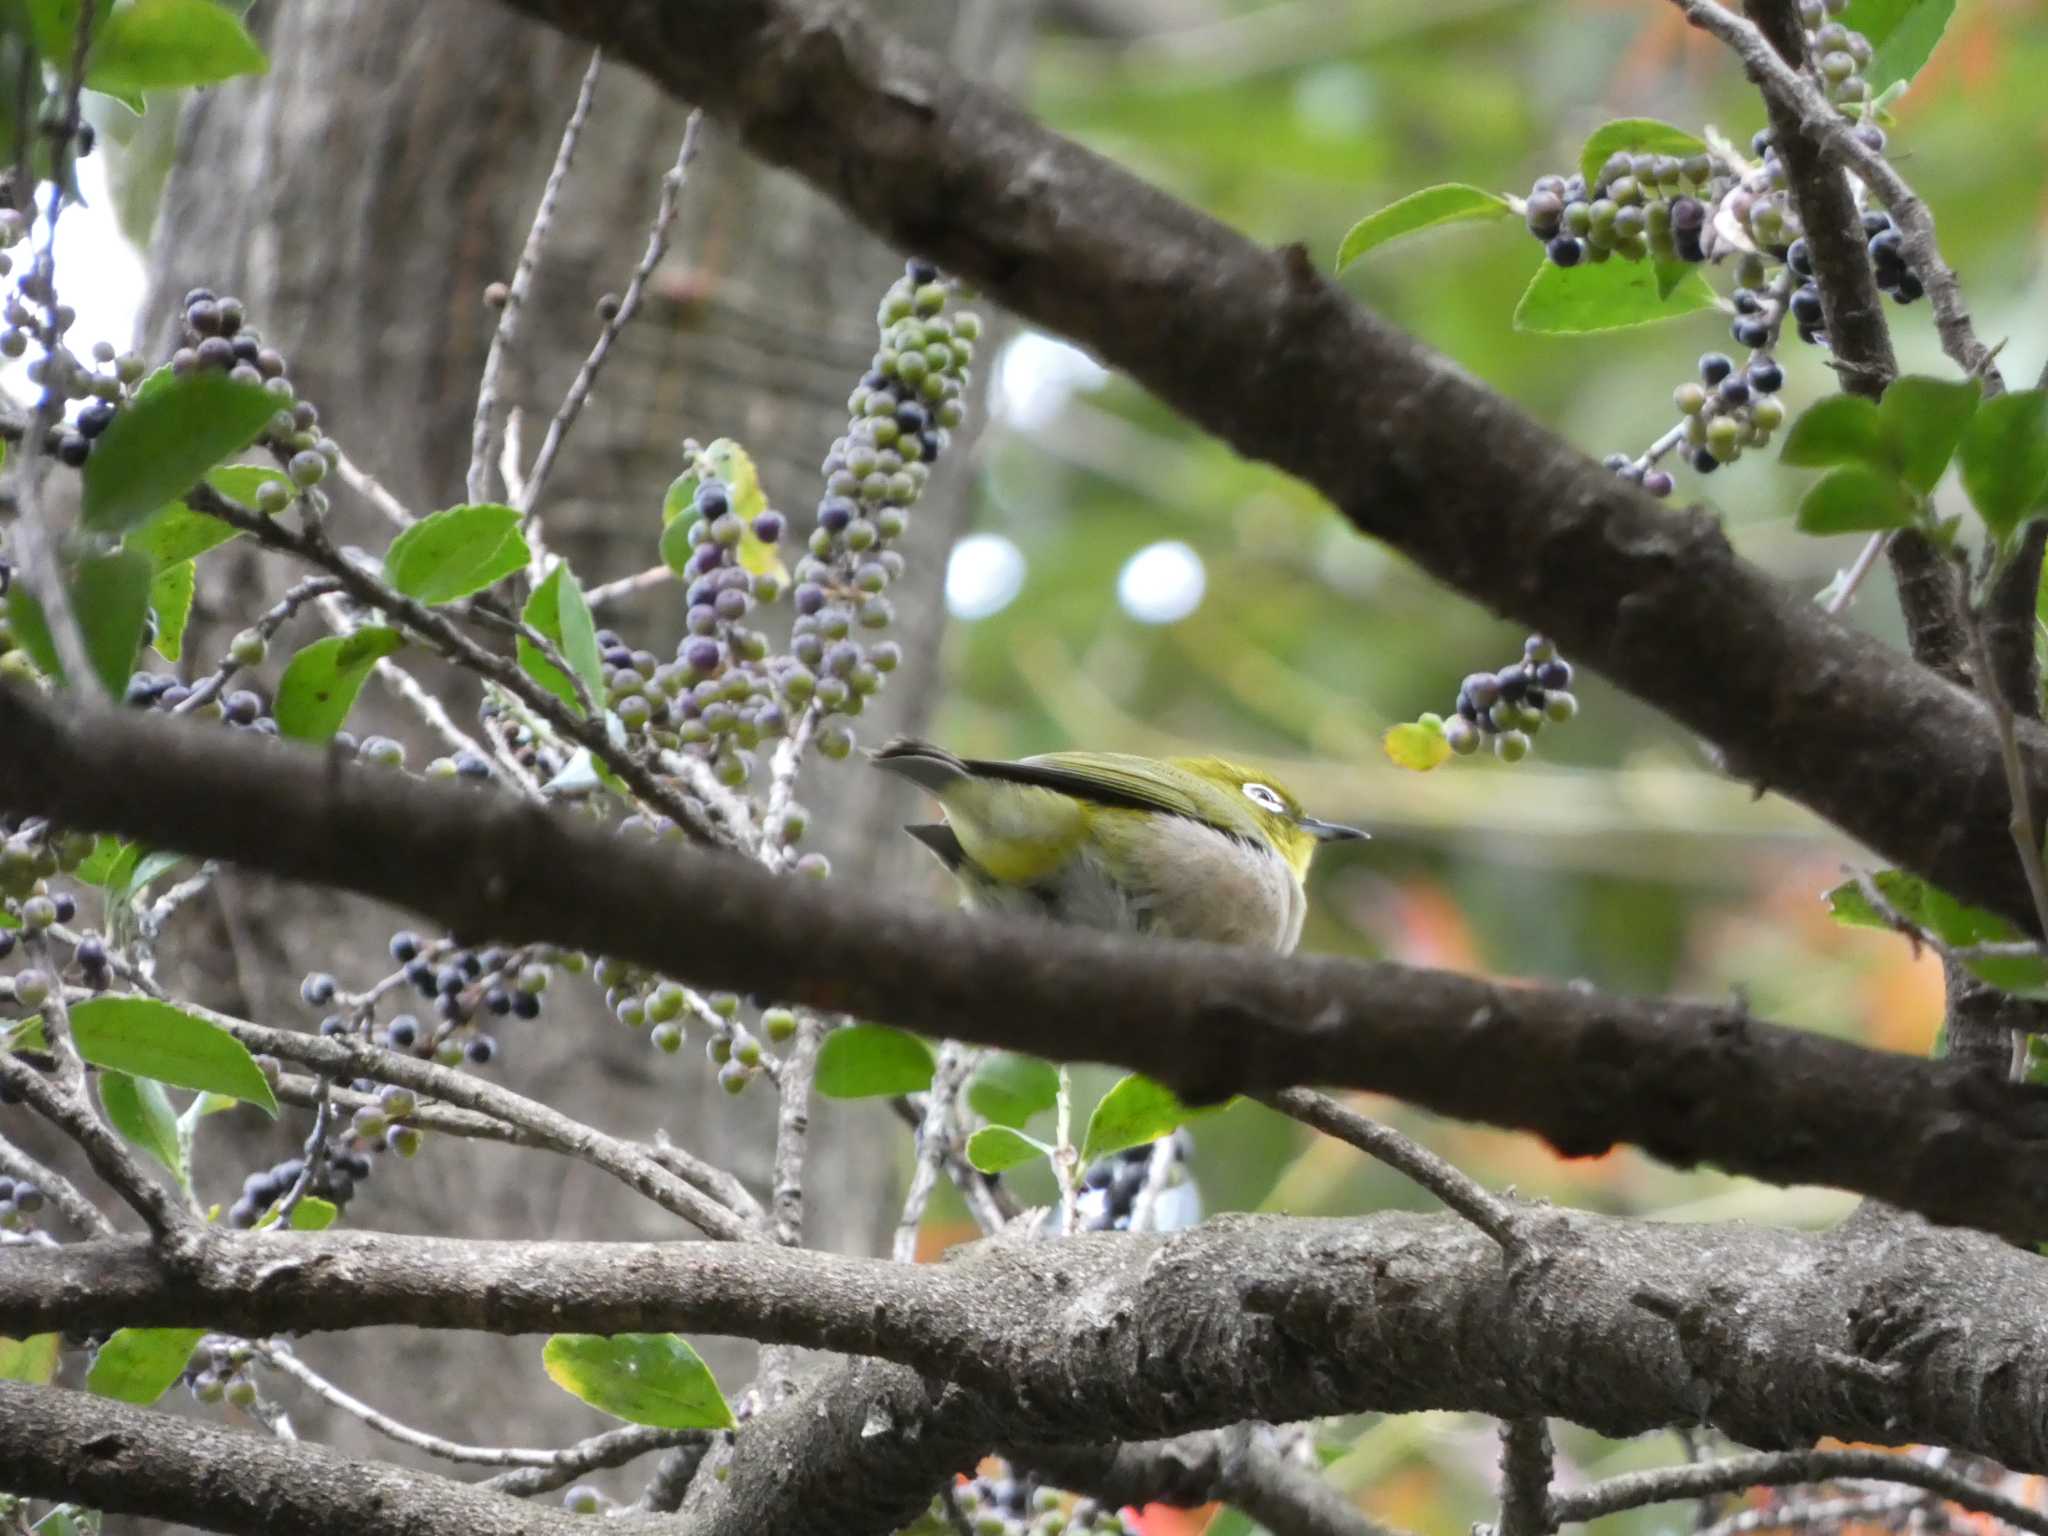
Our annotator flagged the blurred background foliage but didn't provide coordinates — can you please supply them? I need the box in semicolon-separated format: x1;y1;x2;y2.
915;0;2048;1529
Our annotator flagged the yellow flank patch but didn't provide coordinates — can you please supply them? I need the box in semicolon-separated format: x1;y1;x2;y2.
940;780;1084;885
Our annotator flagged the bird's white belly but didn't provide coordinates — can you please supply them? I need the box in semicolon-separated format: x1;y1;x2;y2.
959;817;1304;954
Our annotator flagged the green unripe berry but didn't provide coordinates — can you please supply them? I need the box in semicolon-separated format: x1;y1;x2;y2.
1494;730;1531;762
20;894;55;929
1674;383;1707;414
1706;415;1742;461
651;1021;683;1054
13;969;49;1008
817;723;856;759
646;981;685;1024
388;1124;423;1158
1750;396;1785;433
1546;690;1579;722
229;629;267;668
913;281;947;316
287;450;326;488
718;1061;749;1095
762;1007;798;1042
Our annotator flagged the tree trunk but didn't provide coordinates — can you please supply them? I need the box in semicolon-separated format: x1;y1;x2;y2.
122;0;1028;1492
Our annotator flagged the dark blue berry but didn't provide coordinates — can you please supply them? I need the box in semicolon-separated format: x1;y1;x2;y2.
1691;446;1720;474
454;752;491;779
1537;659;1572;689
1546;236;1583;268
436;966;465;997
1790;286;1824;326
1698;353;1734;385
1718;376;1751;408
511;991;542;1020
906;258;939;285
387;1015;419;1049
1495;666;1530;702
1787;238;1812;277
468;1035;498;1065
1749;359;1784;393
695;481;730;520
1731;319;1770;350
1861;210;1892;237
389;931;421;963
52;893;74;923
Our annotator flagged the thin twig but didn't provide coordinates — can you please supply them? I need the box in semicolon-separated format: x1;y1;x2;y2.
1821;532;1892;616
331;450;416;531
1493;1417;1556;1536
173;578;341;717
469;50;602;504
584;564;674;611
1665;0;1999;387
769;1012;824;1248
1054;1066;1080;1235
0;1051;187;1239
1128;1129;1183;1234
0;1129;112;1237
0;0;100;696
185;482;720;845
259;1342;694;1471
894;1043;976;1262
484;1423;705;1497
1262;1088;1520;1250
1551;1447;2048;1536
520;110;704;521
1965;604;2048;956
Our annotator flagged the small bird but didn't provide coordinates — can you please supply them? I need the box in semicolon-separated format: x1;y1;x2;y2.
872;738;1366;953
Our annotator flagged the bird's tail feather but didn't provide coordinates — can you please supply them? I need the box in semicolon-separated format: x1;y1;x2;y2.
870;737;971;795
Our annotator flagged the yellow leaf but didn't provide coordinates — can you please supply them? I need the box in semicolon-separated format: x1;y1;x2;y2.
1382;720;1451;773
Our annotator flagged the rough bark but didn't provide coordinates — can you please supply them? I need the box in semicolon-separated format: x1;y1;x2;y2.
112;0;1023;1480
10;688;2048;1242
7;1207;2048;1533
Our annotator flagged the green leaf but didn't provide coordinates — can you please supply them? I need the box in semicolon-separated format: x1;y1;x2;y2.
0;1333;59;1385
660;471;701;526
99;1070;187;1185
126;466;283;568
69;996;277;1112
273;626;404;742
81;372;278;536
1796;464;1918;535
1512;257;1716;334
86;0;267;96
1780;394;1887;470
86;1327;206;1405
1334;184;1513;270
1838;0;1957;88
121;850;185;906
1382;718;1452;772
7;545;159;694
966;1125;1051;1174
542;1334;736;1429
1879;374;1980;493
1082;1074;1194;1162
967;1052;1061;1128
519;562;603;714
1576;118;1709;187
383;502;530;605
1959;389;2048;543
1651;256;1693;302
75;836;133;886
658;509;697;582
148;557;195;662
814;1024;935;1098
289;1195;339;1231
1824;869;2048;994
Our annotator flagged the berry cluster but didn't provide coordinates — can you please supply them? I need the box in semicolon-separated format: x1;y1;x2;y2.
936;1469;1133;1536
1663;348;1789;477
1075;1132;1199;1234
1523;153;1725;271
181;1338;261;1409
382;929;556;1063
1443;635;1578;763
0;1176;47;1233
227;1144;376;1229
171;287;337;493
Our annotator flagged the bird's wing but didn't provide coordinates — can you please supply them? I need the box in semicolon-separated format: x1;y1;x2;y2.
961;752;1252;836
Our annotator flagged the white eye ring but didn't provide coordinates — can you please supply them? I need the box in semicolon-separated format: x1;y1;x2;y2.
1243;783;1286;814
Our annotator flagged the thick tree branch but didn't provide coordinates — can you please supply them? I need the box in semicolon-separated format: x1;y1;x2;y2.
470;0;2048;936
1551;1448;2048;1535
8;690;2048;1239
1025;1427;1407;1536
0;1380;654;1536
12;1208;2048;1482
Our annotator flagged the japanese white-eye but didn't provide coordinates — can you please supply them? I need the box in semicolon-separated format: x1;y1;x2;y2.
873;738;1366;952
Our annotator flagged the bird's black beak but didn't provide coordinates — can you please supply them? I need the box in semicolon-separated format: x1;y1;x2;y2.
1300;816;1369;843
